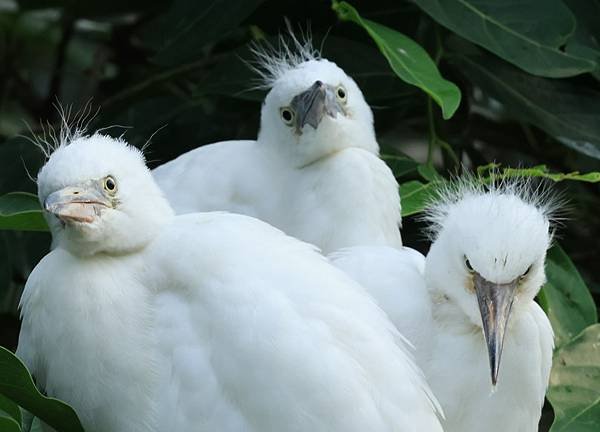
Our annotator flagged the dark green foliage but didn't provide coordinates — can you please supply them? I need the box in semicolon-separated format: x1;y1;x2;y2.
0;347;84;431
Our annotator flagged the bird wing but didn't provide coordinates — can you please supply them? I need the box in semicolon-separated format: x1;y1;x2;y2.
329;246;434;363
146;213;443;432
531;302;554;397
152;140;272;218
16;254;52;395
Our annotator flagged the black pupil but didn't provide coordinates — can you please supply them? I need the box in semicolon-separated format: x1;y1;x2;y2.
106;179;115;190
338;88;345;98
282;110;292;122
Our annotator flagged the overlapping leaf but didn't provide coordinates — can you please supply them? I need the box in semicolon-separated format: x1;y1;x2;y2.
0;346;83;432
453;53;600;159
565;0;600;80
548;324;600;431
414;0;596;77
332;1;461;119
541;245;598;348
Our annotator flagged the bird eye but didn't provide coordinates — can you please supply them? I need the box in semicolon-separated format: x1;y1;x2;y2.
464;257;474;273
104;176;117;193
336;86;347;102
280;107;295;126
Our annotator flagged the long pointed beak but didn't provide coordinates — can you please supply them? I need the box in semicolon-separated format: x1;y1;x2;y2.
44;183;111;224
473;272;518;386
290;80;345;134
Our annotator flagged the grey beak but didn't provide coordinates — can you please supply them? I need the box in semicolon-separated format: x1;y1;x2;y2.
44;182;111;223
290;80;345;134
473;272;518;386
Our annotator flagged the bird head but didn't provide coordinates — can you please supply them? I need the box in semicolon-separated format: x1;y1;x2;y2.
424;178;557;385
37;132;173;257
253;36;377;167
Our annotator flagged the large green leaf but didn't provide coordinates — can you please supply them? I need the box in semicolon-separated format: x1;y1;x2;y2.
0;346;83;432
453;53;600;160
0;193;48;232
141;0;266;66
565;0;600;80
548;324;600;432
541;245;598;348
414;0;596;77
332;1;461;119
0;393;21;426
0;415;20;432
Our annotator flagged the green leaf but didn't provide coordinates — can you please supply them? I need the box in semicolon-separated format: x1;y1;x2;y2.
0;415;21;432
0;393;21;425
547;324;600;432
417;164;443;182
0;346;84;432
399;180;438;216
541;245;598;348
565;0;600;80
0;193;48;232
332;1;461;119
381;155;419;178
141;0;266;66
414;0;597;77
452;53;600;159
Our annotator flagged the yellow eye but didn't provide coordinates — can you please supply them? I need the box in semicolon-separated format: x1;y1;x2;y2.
104;176;117;193
336;86;347;102
280;107;295;126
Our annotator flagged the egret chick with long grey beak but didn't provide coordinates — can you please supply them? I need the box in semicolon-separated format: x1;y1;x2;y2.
332;176;557;432
423;177;556;432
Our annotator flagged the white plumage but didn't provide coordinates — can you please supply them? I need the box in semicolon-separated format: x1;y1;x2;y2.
17;133;443;432
153;37;402;254
332;178;555;432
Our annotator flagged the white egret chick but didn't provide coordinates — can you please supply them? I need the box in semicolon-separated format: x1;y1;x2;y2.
153;34;402;253
424;179;555;432
17;131;443;432
332;178;555;432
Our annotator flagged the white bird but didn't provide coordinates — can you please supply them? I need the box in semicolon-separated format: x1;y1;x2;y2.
153;34;402;254
17;131;443;432
332;178;555;432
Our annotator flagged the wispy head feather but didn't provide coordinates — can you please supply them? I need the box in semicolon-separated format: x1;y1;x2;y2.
421;171;566;241
22;100;99;160
247;21;320;89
